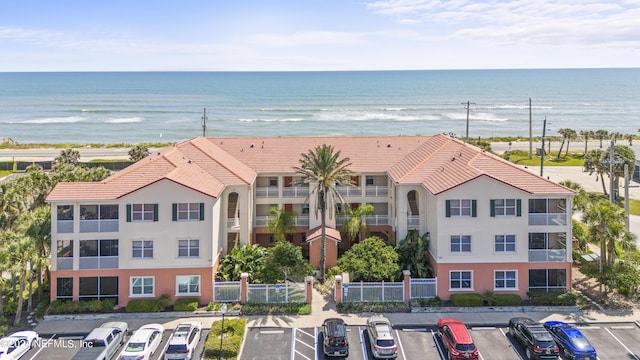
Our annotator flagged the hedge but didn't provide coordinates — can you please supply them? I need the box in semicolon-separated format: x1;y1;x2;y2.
450;293;483;307
337;302;410;313
49;299;115;314
527;291;578;306
125;294;171;313
174;298;199;311
204;318;246;360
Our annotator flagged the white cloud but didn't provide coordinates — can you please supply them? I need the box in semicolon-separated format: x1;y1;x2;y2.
248;30;363;47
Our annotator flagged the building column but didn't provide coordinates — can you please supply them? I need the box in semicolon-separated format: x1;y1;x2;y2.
305;276;313;305
334;275;342;304
240;272;249;304
403;270;411;304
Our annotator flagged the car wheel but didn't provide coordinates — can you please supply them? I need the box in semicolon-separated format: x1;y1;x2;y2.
525;348;532;360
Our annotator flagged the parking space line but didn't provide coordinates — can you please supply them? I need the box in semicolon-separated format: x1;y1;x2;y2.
291;327;296;360
499;328;526;360
359;326;369;360
297;328;315;338
27;334;56;360
314;327;318;360
604;327;640;360
431;330;446;359
394;329;407;360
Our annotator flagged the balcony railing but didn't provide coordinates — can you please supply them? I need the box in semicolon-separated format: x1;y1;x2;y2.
295;215;309;226
256;187;279;198
78;256;119;269
255;215;275;227
337;186;362;197
227;217;240;229
57;220;74;233
79;219;119;233
56;258;73;270
365;214;389;225
282;187;309;198
407;215;420;229
365;186;388;197
528;213;567;226
528;249;567;262
336;215;349;227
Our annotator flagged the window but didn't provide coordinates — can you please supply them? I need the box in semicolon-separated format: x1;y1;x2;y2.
132;240;153;259
269;234;275;244
173;203;203;221
269;177;278;187
57;205;73;220
495;271;517;289
80;205;98;220
79;239;118;257
130;276;154;297
57;240;73;258
450;271;472;290
79;276;119;303
491;199;520;217
446;199;477;217
127;203;158;222
528;233;567;250
366;176;374;186
529;269;567;292
56;277;73;300
529;199;566;213
450;235;471;253
495;235;516;252
178;239;199;258
176;275;200;295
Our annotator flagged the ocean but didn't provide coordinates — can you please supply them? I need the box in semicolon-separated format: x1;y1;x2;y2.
0;69;638;144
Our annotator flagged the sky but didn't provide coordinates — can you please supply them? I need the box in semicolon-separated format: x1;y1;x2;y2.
1;0;639;71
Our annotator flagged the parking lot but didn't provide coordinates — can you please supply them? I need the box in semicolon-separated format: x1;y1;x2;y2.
20;326;210;360
242;322;640;359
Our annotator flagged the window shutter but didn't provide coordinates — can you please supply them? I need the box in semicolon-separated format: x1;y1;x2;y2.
516;199;522;217
445;200;451;217
490;200;496;217
199;203;205;221
172;204;177;221
153;204;159;222
126;204;131;222
472;200;477;217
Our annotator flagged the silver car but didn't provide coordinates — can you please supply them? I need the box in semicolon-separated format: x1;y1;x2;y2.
366;315;398;359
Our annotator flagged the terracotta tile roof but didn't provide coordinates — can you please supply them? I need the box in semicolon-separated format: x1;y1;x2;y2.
306;226;342;243
46;134;572;202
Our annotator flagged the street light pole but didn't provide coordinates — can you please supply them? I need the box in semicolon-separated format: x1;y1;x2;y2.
218;303;228;360
461;101;475;142
540;117;547;177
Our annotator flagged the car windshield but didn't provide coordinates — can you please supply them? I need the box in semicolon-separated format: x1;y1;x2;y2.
538;340;556;349
455;344;476;351
125;342;146;352
376;339;395;347
570;337;592;349
166;344;188;353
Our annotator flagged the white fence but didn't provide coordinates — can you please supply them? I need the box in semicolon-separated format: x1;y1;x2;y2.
213;281;241;303
410;278;437;299
247;282;306;303
341;281;404;302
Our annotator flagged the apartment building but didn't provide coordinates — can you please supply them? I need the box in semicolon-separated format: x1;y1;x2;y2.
46;134;574;305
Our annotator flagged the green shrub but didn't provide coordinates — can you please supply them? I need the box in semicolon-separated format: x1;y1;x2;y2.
527;291;578;306
35;299;50;319
410;297;441;307
158;294;171;310
174;298;199;311
204;318;246;360
49;299;116;314
0;317;7;337
450;293;483;307
241;302;310;315
336;302;410;313
494;294;522;306
297;304;312;315
3;300;17;316
126;299;163;313
208;302;242;311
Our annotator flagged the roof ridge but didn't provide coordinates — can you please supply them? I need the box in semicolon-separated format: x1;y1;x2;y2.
103;146;178;183
190;137;256;184
395;134;451;183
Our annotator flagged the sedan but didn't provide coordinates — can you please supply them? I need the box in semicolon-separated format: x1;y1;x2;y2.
0;331;40;360
543;321;597;359
120;323;165;360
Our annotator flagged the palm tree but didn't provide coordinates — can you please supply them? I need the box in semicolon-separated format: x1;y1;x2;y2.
216;244;267;282
582;199;627;272
128;144;150;162
559;180;588;213
54;148;81;165
580;130;593;155
341;203;374;245
557;128;577;158
293;144;354;280
20;206;51;302
583;149;608;195
397;230;433;278
595;129;609;148
266;206;297;242
2;229;37;326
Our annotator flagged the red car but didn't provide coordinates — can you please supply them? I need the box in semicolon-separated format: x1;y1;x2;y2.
437;318;479;360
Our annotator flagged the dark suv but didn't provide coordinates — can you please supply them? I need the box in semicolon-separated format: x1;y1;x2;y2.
322;318;349;357
508;317;559;359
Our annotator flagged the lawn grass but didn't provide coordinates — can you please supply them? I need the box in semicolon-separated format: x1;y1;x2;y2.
508;153;584;166
627;198;640;216
0;170;12;178
204;317;246;360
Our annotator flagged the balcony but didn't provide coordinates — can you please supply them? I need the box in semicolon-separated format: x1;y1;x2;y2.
295;215;309;226
528;213;567;226
365;214;389;225
407;215;420;229
56;258;73;270
57;220;73;233
255;215;309;227
78;256;119;269
337;186;362;197
227;217;240;229
365;186;388;197
528;249;567;262
79;219;119;233
282;187;309;198
256;187;279;198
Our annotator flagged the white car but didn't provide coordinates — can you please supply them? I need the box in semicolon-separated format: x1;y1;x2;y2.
163;322;202;360
0;331;40;360
119;323;165;360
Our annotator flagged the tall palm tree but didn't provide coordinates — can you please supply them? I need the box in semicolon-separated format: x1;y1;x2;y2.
342;203;374;245
557;128;576;158
559;180;588;212
583;149;608;195
582;199;627;272
595;129;609;148
293;144;354;280
20;206;51;302
266;206;297;242
579;130;592;155
2;230;37;326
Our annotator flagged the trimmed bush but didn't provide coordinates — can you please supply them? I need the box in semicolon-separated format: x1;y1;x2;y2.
126;299;164;313
450;293;483;307
297;304;312;315
241;302;310;315
527;291;578;306
49;299;115;314
494;294;522;306
410;297;442;307
337;302;410;313
208;302;242;312
174;298;199;311
204;318;246;360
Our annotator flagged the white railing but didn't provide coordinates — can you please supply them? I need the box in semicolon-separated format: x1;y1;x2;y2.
227;217;240;228
341;281;404;302
528;249;567;262
365;214;389;225
337;186;362;197
214;281;241;302
295;215;309;226
79;219;119;233
365;186;388;197
256;187;279;198
407;215;420;229
247;283;306;303
528;213;567;226
336;215;349;226
255;215;275;227
410;278;437;299
282;187;309;198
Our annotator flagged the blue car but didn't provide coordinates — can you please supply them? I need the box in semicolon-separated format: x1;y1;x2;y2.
543;321;597;360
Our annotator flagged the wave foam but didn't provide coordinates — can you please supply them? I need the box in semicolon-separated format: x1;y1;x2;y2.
105;117;143;124
22;116;87;124
239;118;303;123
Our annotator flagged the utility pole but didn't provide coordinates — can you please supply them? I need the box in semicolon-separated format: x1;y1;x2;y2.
540;117;546;177
201;108;207;137
609;138;615;203
529;98;533;159
461;101;475;142
625;163;630;233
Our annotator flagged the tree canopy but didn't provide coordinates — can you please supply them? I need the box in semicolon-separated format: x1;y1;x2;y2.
338;236;399;282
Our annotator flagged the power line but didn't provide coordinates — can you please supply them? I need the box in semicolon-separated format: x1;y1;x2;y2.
461;101;475;142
